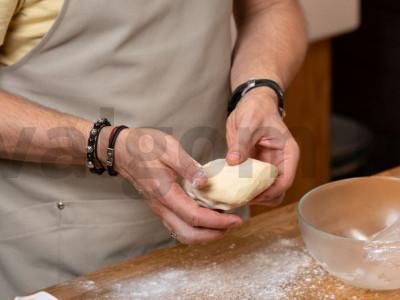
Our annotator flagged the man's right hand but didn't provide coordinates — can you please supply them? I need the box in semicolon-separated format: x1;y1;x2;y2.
100;128;243;245
0;89;242;245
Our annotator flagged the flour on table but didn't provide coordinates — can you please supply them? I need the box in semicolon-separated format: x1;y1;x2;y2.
103;238;345;300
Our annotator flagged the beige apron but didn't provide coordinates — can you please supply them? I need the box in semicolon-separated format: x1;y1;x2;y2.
0;0;240;298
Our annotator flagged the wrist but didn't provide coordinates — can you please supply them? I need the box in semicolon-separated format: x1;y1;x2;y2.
228;79;285;117
246;87;278;105
97;125;113;167
75;120;94;163
97;126;129;174
242;88;281;116
109;126;129;175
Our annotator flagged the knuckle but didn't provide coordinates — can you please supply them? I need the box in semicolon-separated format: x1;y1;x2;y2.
156;195;169;207
165;135;179;149
188;211;201;227
147;200;164;217
182;161;198;179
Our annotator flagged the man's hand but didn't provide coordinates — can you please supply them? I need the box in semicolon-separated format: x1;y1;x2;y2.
229;0;306;205
100;128;243;245
0;89;242;246
225;89;299;206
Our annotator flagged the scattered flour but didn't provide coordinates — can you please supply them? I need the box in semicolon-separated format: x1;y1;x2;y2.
77;280;97;290
98;238;345;300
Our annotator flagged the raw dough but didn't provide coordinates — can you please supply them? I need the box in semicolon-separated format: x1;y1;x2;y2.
184;158;278;210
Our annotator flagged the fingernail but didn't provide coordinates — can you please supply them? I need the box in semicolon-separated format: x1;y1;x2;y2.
192;178;203;189
228;151;241;162
229;220;242;229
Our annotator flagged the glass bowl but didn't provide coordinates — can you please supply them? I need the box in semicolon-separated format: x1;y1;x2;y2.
297;176;400;290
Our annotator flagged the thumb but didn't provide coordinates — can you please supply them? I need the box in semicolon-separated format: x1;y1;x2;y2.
163;142;208;189
226;127;252;166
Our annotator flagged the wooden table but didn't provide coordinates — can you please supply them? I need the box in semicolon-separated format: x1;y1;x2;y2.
44;167;400;300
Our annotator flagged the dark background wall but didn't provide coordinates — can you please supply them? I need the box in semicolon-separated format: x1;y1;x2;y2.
333;0;400;174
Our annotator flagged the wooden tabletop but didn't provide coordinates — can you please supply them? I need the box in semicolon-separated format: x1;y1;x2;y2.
44;167;400;300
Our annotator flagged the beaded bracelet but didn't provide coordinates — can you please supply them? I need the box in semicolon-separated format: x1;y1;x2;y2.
86;118;111;175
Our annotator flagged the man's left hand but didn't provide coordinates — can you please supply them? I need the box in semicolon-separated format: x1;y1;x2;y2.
225;88;300;206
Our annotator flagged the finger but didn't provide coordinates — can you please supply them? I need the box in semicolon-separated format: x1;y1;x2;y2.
159;205;225;245
268;193;286;207
161;137;207;189
226;124;253;165
250;192;286;207
259;138;299;200
160;182;243;230
257;136;286;150
126;155;242;230
126;159;177;199
226;123;278;166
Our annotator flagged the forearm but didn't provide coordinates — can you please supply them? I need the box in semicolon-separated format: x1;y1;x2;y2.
232;0;307;90
0;90;92;165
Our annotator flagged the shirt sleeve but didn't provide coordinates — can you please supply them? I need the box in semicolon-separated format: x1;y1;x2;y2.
0;0;19;46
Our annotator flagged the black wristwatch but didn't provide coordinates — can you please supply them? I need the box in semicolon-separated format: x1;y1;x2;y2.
228;79;285;117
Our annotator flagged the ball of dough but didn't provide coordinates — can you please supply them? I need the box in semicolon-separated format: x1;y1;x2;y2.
184;158;278;210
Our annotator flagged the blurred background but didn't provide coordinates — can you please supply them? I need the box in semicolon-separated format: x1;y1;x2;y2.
253;0;400;215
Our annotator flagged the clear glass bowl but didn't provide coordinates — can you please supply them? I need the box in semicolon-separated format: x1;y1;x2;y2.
297;177;400;290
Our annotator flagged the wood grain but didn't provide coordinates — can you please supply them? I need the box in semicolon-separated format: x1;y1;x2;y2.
43;168;400;299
